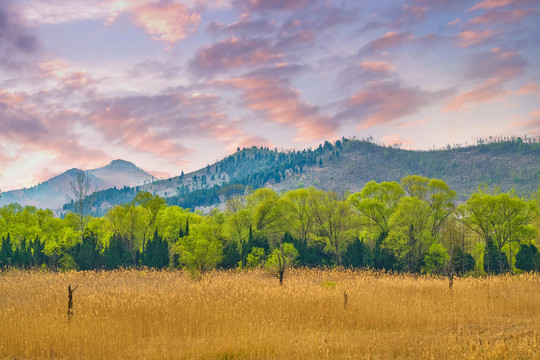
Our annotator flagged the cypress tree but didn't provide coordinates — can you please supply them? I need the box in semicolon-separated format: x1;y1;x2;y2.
30;236;47;268
104;233;132;269
73;230;103;270
0;234;13;268
515;244;539;272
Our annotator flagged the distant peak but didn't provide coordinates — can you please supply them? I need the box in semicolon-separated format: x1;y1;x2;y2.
106;159;137;169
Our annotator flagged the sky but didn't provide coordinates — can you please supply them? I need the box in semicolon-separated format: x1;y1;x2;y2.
1;0;539;191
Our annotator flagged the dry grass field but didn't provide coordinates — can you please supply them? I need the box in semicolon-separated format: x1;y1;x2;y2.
0;269;539;359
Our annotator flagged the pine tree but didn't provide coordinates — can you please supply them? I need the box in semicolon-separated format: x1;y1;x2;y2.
0;234;13;268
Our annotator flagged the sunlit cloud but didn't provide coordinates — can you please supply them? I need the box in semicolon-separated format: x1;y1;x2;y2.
456;29;497;47
469;8;534;24
335;81;434;129
218;76;335;142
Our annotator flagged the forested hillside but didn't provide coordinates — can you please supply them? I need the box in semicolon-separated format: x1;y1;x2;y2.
63;137;540;216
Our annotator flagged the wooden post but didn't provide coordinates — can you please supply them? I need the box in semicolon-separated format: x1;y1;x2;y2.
343;291;348;309
67;285;78;322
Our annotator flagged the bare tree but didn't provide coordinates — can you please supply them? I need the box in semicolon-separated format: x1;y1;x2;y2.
70;170;91;241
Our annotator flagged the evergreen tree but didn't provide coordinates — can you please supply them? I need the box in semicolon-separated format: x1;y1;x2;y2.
451;246;475;275
220;240;242;269
143;231;169;268
373;232;397;271
73;230;103;270
14;238;31;269
343;238;372;268
483;239;509;274
30;236;47;268
515;244;539;272
0;234;13;268
104;233;133;269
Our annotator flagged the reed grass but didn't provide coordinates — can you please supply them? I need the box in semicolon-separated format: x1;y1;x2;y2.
1;268;538;359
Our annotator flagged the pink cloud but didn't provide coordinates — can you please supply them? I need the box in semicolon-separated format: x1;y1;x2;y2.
456;29;496;47
444;48;526;111
443;78;506;111
106;0;201;46
381;134;412;147
131;2;201;45
219;76;335;142
361;61;396;74
233;0;310;12
189;38;282;75
0;103;109;168
469;8;534;24
449;17;461;25
468;0;536;11
516;83;539;95
362;31;414;53
514;108;540;134
336;81;432;129
0;89;25;106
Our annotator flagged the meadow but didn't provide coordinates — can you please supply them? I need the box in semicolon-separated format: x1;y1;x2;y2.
0;269;539;359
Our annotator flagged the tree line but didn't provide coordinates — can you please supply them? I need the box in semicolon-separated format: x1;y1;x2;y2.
1;175;539;279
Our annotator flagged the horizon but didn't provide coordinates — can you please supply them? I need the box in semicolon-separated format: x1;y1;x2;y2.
3;134;538;192
1;0;539;191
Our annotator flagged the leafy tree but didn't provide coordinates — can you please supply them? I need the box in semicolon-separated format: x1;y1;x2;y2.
458;188;537;273
106;204;145;266
247;188;285;247
312;191;355;265
282;188;317;243
135;192;166;255
349;181;404;235
385;197;433;272
421;243;449;274
265;242;299;285
246;247;266;268
175;220;223;278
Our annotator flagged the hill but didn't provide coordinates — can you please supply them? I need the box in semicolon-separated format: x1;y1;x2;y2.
63;137;540;216
0;160;154;210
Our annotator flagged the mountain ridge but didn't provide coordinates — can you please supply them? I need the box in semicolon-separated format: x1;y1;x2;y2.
62;137;540;216
0;160;154;210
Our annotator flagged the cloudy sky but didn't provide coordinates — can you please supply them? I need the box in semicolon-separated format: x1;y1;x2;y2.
1;0;539;191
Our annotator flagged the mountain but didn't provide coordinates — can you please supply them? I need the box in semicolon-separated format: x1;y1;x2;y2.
63;137;540;216
0;160;154;210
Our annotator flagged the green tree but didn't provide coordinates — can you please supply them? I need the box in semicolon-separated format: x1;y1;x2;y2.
175;220;223;278
73;230;103;270
349;181;404;235
0;233;13;268
135;191;166;255
104;233;133;269
385;197;433;272
312;191;355;265
265;242;299;285
106;204;145;266
458;188;537;273
515;244;539;272
143;230;169;269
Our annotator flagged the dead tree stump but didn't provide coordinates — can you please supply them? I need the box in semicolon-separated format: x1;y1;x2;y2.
67;285;78;322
